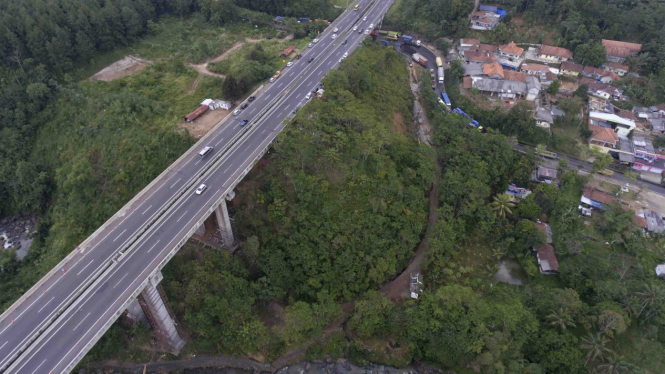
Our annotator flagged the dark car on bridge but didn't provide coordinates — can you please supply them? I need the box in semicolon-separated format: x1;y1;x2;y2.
241;103;248;109
308;56;315;63
241;119;249;126
248;96;256;102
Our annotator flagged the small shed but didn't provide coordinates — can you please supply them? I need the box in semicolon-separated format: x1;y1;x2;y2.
184;105;209;122
209;100;233;110
280;45;296;57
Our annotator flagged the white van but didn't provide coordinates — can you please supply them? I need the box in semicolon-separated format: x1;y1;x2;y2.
198;146;213;158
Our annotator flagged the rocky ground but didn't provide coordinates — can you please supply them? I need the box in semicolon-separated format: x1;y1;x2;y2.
0;215;38;260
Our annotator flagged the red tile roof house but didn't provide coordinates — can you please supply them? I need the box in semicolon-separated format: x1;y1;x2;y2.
465;51;497;64
560;61;584;77
529;220;558;274
537;244;559;274
588;124;618;149
536;45;574;63
602;39;642;64
521;63;551;75
603;62;629;77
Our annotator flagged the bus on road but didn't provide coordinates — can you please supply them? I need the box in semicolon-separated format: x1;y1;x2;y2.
436;57;443;67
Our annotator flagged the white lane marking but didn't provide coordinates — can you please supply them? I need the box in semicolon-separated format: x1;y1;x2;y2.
142;205;153;215
170;177;182;188
277;82;283;88
11;308;80;374
249;108;256;114
265;93;271;99
112;229;127;242
146;240;161;254
30;359;46;374
0;341;7;350
328;60;332;66
37;297;54;313
72;313;90;331
176;211;188;223
195;159;202;165
9;6;375;367
262;129;267;134
233;123;240;130
215;138;225;147
223;165;232;174
76;260;95;276
113;273;128;289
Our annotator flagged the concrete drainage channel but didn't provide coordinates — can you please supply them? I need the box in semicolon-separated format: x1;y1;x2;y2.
0;10;371;369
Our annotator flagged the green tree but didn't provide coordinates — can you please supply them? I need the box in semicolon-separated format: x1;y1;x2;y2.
591;150;614;172
597;354;636;374
546;308;576;332
222;75;244;101
581;333;613;366
348;291;394;338
574;84;589;100
517;195;542;220
490;193;515;218
575;42;607;67
547;80;561;95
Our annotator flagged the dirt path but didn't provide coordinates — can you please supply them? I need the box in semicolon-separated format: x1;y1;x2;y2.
187;76;201;94
188;35;294;79
381;169;440;301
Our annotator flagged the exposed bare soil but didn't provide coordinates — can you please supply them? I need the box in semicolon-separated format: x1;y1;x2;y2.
178;109;232;139
91;56;150;82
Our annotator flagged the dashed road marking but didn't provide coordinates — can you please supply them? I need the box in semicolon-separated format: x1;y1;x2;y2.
37;297;55;313
142;205;153;215
112;229;127;242
76;260;95;276
170;177;182;188
72;313;90;331
113;273;128;289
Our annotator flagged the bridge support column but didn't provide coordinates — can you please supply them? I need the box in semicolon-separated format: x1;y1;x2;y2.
138;271;185;355
125;299;148;325
215;192;235;246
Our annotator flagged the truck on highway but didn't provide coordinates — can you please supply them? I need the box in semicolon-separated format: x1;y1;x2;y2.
436;57;443;67
437;66;444;84
402;35;421;47
412;53;428;67
441;92;451;109
385;31;401;41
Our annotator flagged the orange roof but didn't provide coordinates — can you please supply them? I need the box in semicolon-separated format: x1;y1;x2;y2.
521;63;550;73
483;62;504;78
499;42;524;56
618;109;636;121
537;244;559;272
602;39;642;58
478;17;492;23
561;61;584;73
589;124;618;144
606;62;629;71
537;45;573;59
503;70;528;82
463;76;473;89
598;70;620;81
461;38;480;46
583;187;618;206
635;215;648;229
466;51;496;63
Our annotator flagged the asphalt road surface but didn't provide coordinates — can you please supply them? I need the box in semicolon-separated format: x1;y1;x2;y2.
513;143;665;195
0;1;395;373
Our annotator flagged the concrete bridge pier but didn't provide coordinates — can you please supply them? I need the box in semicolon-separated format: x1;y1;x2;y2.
137;271;185;355
215;191;235;246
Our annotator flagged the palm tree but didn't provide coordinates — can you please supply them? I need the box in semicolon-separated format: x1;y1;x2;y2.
545;308;576;332
634;283;665;318
596;354;633;374
580;332;613;366
490;193;515;218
